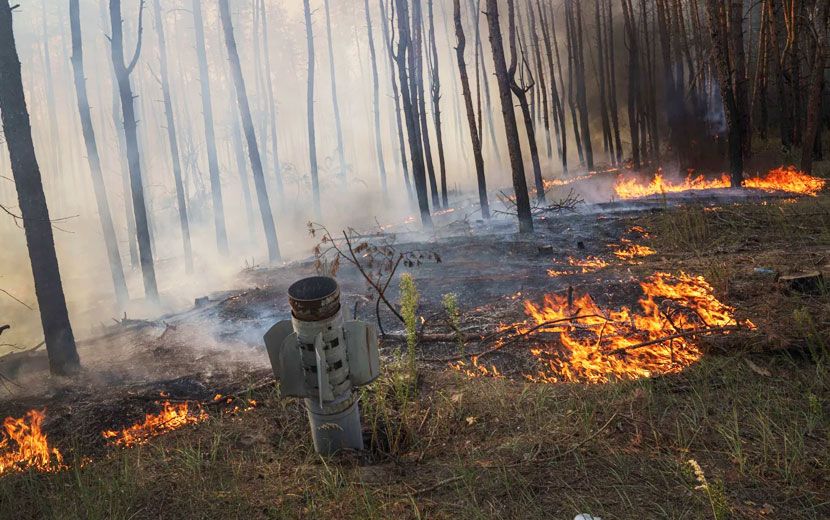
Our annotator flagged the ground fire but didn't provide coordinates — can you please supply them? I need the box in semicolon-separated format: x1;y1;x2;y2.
454;272;753;384
102;401;209;448
0;409;64;476
614;166;826;199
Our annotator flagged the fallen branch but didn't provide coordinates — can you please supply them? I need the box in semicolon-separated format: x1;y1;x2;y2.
606;326;745;356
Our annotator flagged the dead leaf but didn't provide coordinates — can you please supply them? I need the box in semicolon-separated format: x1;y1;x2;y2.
465;416;477;426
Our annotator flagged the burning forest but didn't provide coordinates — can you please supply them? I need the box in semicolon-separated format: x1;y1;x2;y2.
1;0;830;518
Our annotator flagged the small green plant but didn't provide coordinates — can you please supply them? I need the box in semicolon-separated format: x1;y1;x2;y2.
685;459;731;520
400;273;420;380
442;293;464;356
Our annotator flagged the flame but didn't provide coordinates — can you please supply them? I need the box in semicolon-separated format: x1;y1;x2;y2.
613;244;656;260
522;272;751;383
548;256;609;277
102;402;208;447
450;355;504;378
614;166;825;199
0;409;64;476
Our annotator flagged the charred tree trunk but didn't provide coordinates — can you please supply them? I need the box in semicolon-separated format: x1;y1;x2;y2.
468;0;503;164
303;0;321;216
705;0;744;186
507;0;544;205
152;0;192;273
379;0;413;198
109;0;159;301
192;0;229;255
427;0;449;207
0;0;80;375
538;0;568;174
562;0;584;166
323;0;347;182
453;0;489;219
620;0;642;168
729;0;750;158
219;0;280;262
485;0;533;233
259;0;284;197
393;0;432;226
364;0;388;195
526;2;552;160
606;0;623;164
70;0;129;305
569;0;594;170
800;0;829;173
594;0;615;163
231;106;256;238
412;0;440;208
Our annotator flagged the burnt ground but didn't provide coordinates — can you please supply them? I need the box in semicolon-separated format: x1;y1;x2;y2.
1;183;829;519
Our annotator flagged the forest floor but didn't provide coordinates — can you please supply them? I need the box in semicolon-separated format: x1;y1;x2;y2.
1;174;829;519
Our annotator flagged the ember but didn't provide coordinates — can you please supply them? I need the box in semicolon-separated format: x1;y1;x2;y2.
614;166;825;199
522;272;752;383
0;409;64;476
102;401;208;447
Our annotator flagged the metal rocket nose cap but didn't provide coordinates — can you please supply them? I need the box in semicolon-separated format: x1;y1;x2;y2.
288;276;341;321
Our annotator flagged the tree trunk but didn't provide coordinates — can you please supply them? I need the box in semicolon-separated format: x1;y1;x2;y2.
378;0;413;198
69;0;129;306
427;0;449;208
192;0;229;255
506;0;545;205
800;0;829;173
705;0;744;186
569;0;594;170
412;0;440;208
538;0;568;174
231;106;256;238
468;0;503;165
526;2;553;160
303;0;321;216
453;0;489;219
152;0;192;274
109;0;159;302
323;0;348;183
606;0;623;164
0;0;81;375
219;0;280;262
620;0;642;168
562;0;585;166
259;0;284;197
485;0;533;233
594;0;615;163
364;0;388;195
394;0;433;227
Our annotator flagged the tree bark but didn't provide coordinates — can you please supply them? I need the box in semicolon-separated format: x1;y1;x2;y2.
485;0;533;233
152;0;192;273
1;0;80;375
538;0;568;174
219;0;280;262
69;0;129;305
620;0;642;168
453;0;489;219
192;0;229;255
109;0;159;302
468;0;503;165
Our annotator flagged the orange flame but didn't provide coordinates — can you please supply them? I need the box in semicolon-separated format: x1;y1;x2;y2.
522;272;751;383
614;166;825;199
613;244;656;260
547;256;609;277
102;402;208;447
0;409;64;476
